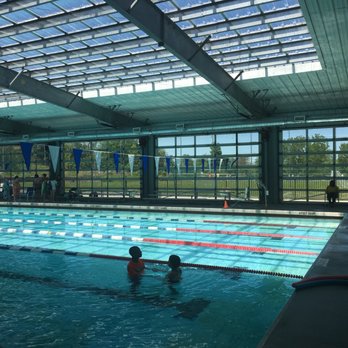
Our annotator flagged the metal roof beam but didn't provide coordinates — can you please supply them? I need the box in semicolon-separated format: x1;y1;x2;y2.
0;117;52;135
0;66;144;128
104;0;267;118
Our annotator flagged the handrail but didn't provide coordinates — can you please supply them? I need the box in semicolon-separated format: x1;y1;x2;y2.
258;181;268;208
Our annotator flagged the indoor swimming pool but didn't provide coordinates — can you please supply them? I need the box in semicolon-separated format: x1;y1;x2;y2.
1;248;293;347
0;206;341;347
0;206;341;278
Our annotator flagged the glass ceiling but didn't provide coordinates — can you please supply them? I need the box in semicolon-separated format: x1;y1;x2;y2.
0;0;320;105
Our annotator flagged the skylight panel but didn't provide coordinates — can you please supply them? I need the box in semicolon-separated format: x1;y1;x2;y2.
0;17;12;28
28;3;64;18
270;17;305;29
133;30;148;38
83;15;115;29
238;24;269;36
260;0;299;13
54;0;93;11
127;46;154;55
177;20;194;30
273;26;306;40
85;68;104;74
265;8;302;24
287;47;316;55
109;13;129;24
39;46;65;55
191;13;225;27
211;30;237;40
34;27;64;39
46;73;66;79
124;62;147;69
63;57;85;65
144;58;170;65
156;1;177;13
103;65;123;72
224;6;260;20
83;54;105;62
173;0;210;10
84;79;100;85
43;61;65;68
248;39;278;48
83;37;111;47
58;22;89;34
61;42;87;51
105;51;130;58
65;71;84;77
66;81;83;87
89;0;105;4
0;37;17;47
279;33;311;43
0;54;22;62
26;64;46;71
12;32;40;44
108;32;136;42
18;50;43;59
3;10;37;24
220;44;249;54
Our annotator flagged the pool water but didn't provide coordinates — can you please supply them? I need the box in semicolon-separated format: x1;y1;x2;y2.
0;207;341;277
0;249;293;348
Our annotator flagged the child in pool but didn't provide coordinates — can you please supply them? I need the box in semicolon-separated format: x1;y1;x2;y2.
166;254;182;283
127;246;145;278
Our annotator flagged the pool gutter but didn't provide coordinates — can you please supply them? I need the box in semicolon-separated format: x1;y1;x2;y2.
0;201;344;219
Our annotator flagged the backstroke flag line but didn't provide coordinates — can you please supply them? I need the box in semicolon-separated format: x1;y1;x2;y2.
185;158;189;173
155;156;160;176
176;158;181;174
166;156;171;174
113;152;120;173
48;145;60;173
20;142;33;171
73;148;83;174
128;154;135;176
95;151;102;173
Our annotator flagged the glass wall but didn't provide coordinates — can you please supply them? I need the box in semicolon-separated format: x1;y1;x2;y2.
0;144;51;199
156;131;261;200
280;126;348;202
0;138;141;201
63;139;141;198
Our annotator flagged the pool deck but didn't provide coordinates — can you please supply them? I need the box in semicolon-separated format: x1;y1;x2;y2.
259;213;348;348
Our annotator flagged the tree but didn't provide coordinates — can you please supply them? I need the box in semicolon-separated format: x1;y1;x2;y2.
210;144;222;158
337;143;348;176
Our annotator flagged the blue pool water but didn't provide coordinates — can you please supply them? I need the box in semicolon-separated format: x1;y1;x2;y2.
0;207;341;347
0;249;293;348
0;207;341;277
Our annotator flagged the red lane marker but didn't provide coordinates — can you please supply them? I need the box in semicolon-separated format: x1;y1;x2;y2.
143;237;318;256
203;220;331;229
176;227;324;240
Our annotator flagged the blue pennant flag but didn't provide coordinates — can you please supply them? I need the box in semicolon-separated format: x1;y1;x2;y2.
142;155;148;172
20;142;33;171
4;162;11;171
73;148;83;174
185;158;189;173
166;156;171;174
201;158;205;172
213;158;217;173
113;152;120;173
